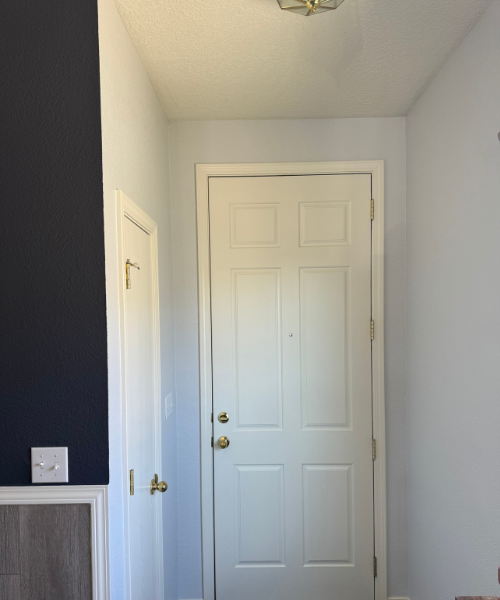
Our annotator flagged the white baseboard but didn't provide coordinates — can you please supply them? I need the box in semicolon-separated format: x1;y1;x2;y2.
0;485;110;600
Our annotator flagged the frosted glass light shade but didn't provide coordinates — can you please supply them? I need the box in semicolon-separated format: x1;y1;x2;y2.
277;0;345;16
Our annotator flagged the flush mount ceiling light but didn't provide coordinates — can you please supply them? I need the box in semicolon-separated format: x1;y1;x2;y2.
277;0;345;16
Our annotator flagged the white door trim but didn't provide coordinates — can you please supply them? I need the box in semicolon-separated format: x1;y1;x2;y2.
116;190;164;600
0;485;110;600
196;161;387;600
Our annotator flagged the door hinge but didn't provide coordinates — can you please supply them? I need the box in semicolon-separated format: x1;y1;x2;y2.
372;439;376;460
125;259;140;289
129;469;134;496
370;320;374;340
211;437;214;448
374;556;378;578
371;199;374;220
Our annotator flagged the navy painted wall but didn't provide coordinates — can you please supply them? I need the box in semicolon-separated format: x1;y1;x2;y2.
0;1;108;484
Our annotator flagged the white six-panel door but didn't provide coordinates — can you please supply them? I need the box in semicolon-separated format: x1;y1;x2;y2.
209;174;374;600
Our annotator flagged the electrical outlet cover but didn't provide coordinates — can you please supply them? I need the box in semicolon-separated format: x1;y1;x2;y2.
31;447;69;483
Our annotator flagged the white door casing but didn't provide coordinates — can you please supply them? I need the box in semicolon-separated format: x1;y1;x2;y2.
117;191;164;600
196;162;386;600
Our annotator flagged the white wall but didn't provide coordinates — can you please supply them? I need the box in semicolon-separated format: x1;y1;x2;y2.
97;0;177;598
406;2;500;600
170;118;408;599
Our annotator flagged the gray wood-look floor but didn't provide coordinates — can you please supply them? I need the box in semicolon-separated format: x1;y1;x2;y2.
0;575;21;600
0;506;19;574
0;504;91;600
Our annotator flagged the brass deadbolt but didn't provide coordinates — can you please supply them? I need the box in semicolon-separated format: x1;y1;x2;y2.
218;412;229;424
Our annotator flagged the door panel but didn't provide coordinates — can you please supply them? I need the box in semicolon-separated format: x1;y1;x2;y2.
232;269;282;430
210;174;373;600
300;267;350;429
303;464;353;566
299;201;350;246
122;213;163;600
235;465;285;566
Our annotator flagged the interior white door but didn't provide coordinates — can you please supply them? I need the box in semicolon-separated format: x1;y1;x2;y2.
210;174;374;600
122;212;164;600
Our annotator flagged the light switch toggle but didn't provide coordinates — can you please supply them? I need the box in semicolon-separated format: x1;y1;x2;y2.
31;448;68;483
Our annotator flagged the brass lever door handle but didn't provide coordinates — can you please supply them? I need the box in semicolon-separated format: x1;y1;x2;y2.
217;436;230;449
150;474;168;495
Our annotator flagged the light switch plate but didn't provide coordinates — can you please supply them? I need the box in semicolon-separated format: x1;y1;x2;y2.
31;447;69;483
165;393;174;420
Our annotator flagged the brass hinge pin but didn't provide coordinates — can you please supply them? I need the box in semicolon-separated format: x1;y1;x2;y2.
371;199;374;220
370;320;374;340
372;439;376;460
130;469;134;496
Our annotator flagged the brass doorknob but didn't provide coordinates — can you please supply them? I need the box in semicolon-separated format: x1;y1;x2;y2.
217;436;230;449
150;474;168;495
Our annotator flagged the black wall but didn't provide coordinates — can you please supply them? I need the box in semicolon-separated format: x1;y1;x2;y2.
0;2;108;485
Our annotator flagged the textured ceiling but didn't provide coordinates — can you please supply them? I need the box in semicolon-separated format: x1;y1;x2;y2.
114;0;491;120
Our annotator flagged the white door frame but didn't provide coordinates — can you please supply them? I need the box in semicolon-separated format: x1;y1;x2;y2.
116;190;164;600
196;161;387;600
196;160;387;600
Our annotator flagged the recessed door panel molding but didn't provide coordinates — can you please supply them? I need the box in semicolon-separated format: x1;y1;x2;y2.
303;465;353;567
198;161;386;600
232;269;283;430
235;465;285;567
230;203;280;248
300;267;351;430
300;201;351;247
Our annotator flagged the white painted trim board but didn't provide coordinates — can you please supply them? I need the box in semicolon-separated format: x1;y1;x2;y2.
0;485;110;600
195;161;387;600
